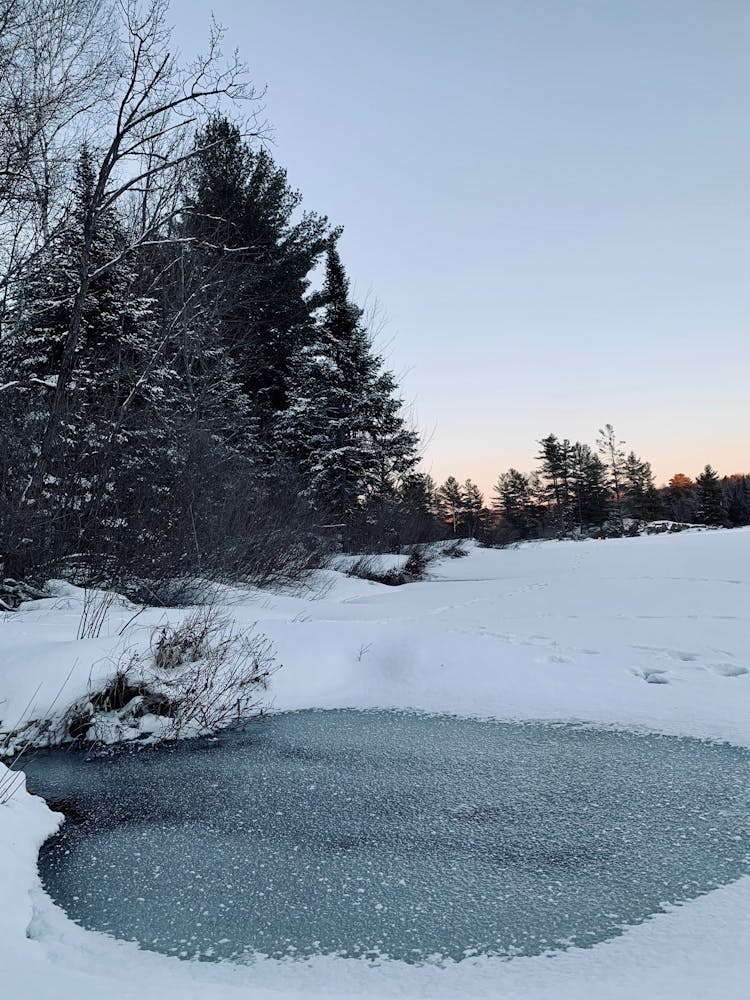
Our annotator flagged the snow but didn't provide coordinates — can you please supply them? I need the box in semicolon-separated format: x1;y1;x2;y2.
2;528;750;999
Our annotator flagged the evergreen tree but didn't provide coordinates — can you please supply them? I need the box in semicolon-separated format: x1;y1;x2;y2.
695;465;726;525
461;479;484;537
624;451;660;522
184;118;331;425
1;146;184;570
723;474;750;527
275;243;418;537
537;434;573;532
494;469;536;538
570;443;609;530
396;473;438;543
437;476;463;535
596;424;627;530
365;367;420;509
400;473;437;518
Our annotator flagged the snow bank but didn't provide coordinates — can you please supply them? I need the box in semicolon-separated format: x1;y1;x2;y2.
0;767;61;992
2;528;750;998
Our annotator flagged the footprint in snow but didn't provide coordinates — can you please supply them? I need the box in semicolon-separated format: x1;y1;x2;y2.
710;663;749;678
631;668;670;685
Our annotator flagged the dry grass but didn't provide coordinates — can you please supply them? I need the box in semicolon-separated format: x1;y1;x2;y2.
345;546;436;586
61;607;278;745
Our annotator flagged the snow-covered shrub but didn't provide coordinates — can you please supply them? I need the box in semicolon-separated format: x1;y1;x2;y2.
121;576;216;609
345;555;401;585
401;546;433;579
152;612;215;670
442;540;468;558
345;546;434;586
88;666;145;713
156;617;276;739
59;610;277;745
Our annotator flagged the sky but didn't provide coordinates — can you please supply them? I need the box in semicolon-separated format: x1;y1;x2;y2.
172;0;749;496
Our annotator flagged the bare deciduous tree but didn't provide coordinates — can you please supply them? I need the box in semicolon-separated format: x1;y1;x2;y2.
20;0;262;501
0;0;117;317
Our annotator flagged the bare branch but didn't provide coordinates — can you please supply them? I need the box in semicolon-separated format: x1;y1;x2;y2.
16;0;265;505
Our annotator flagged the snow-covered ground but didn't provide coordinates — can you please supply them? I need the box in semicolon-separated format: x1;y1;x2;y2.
2;529;750;999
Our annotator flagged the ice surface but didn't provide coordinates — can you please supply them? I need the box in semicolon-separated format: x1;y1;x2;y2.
26;709;750;965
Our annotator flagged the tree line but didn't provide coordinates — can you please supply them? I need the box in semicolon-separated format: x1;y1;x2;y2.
425;425;749;542
0;0;425;590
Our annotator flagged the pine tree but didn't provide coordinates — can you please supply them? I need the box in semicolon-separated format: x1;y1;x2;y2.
695;465;726;525
400;473;437;518
570;443;609;530
396;473;438;543
494;469;539;538
437;476;463;535
537;434;573;532
283;244;372;523
365;367;420;509
624;451;660;522
162;117;258;452
596;424;627;531
184;118;331;424
723;474;750;527
275;243;417;537
461;479;484;537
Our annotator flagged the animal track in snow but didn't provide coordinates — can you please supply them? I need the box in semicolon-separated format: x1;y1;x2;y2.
631;667;671;685
633;646;700;663
709;663;749;678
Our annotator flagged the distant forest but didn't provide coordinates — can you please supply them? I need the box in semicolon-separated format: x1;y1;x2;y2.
0;2;745;596
428;425;749;544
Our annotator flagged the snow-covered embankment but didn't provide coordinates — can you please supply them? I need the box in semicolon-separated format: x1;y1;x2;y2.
2;528;750;999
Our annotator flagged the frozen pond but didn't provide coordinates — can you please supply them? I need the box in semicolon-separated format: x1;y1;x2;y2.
25;710;750;964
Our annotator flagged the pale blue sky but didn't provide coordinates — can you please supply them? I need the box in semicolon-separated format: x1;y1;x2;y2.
172;0;749;495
